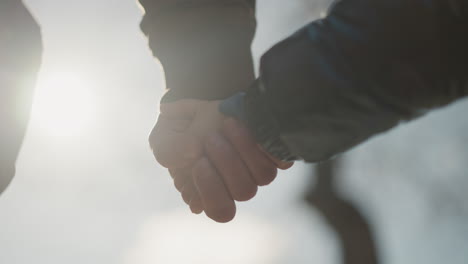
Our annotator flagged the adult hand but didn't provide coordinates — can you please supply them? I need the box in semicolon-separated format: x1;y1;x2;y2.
149;99;293;222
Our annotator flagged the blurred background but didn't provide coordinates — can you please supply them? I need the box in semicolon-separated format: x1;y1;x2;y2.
1;0;468;263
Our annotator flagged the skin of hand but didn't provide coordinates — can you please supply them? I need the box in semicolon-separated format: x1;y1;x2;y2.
149;99;293;223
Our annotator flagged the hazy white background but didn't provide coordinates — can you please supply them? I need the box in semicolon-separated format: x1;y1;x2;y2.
1;0;467;263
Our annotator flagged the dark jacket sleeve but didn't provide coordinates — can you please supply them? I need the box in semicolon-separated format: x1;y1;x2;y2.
138;0;257;101
0;0;42;193
239;0;468;162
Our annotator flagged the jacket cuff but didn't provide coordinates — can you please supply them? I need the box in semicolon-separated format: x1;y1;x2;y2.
140;2;257;102
220;79;300;162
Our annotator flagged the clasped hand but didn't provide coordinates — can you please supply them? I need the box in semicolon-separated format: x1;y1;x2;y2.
149;99;292;223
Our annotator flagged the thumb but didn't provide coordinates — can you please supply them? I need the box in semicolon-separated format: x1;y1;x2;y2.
149;116;203;168
160;99;202;119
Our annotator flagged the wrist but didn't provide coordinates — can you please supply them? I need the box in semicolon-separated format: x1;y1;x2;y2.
219;79;300;162
219;92;247;121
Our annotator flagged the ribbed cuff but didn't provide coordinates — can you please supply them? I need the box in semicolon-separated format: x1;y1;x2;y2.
220;79;300;162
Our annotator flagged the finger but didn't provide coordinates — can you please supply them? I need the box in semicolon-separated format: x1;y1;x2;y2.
160;117;191;132
189;194;204;214
169;168;188;192
192;158;236;223
205;132;258;202
222;118;278;186
180;175;197;206
172;166;204;214
149;117;202;168
277;161;294;170
259;146;295;170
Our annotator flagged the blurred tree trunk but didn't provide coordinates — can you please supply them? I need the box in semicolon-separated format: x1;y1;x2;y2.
305;159;379;264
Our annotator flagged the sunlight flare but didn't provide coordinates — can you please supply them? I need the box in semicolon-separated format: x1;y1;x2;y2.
32;71;98;137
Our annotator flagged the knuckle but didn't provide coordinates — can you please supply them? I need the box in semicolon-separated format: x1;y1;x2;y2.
148;134;159;153
153;151;170;168
153;142;200;169
148;122;162;147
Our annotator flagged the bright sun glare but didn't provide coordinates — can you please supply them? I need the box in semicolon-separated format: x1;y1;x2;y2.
32;71;98;137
